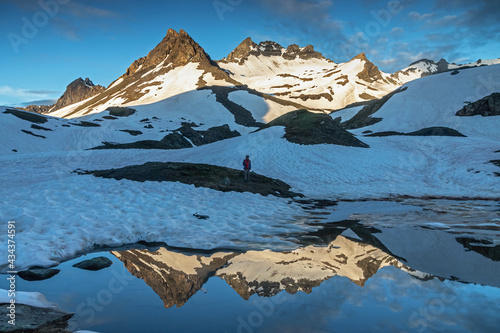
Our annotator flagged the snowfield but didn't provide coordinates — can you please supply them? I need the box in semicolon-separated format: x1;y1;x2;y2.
0;64;499;271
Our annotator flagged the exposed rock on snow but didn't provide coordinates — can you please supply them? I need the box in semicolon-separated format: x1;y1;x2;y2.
262;109;369;147
90;123;240;150
365;127;466;137
82;162;302;198
91;139;191;150
341;86;407;129
160;132;193;148
176;123;241;146
198;86;264;127
106;106;136;117
456;93;500;117
3;108;49;124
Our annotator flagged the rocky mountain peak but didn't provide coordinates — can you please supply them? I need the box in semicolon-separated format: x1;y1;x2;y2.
352;52;369;62
124;28;216;77
52;77;105;111
284;44;325;60
350;53;384;83
224;37;258;63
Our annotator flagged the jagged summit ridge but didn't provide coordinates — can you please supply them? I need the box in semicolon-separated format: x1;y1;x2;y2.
224;37;258;63
124;28;217;78
41;27;500;119
222;37;326;64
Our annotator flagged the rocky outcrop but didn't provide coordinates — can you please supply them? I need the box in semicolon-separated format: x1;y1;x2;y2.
3;108;48;124
106;106;136;117
0;304;73;332
82;162;302;198
160;132;193;148
198;86;262;127
341;86;408;130
365;127;466;137
456;93;500;117
262;109;369;147
52;77;105;111
176;123;241;146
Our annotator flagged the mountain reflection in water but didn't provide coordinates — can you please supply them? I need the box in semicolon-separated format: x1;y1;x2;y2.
112;234;419;309
112;216;500;310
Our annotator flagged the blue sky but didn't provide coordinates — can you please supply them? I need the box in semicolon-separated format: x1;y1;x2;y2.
1;0;499;106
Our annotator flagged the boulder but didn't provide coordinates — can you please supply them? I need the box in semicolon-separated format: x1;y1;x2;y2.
262;109;369;147
0;304;73;332
456;93;500;117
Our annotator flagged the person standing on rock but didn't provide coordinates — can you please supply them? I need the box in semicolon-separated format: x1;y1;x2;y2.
243;155;251;182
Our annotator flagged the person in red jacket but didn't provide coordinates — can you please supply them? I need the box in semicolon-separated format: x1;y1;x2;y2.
243;155;251;182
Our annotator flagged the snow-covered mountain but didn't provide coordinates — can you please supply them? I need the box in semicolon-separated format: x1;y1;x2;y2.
219;38;404;111
49;29;241;119
392;57;500;83
37;29;500;123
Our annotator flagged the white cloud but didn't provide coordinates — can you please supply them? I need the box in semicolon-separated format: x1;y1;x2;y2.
408;12;434;21
0;86;60;106
391;27;404;36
